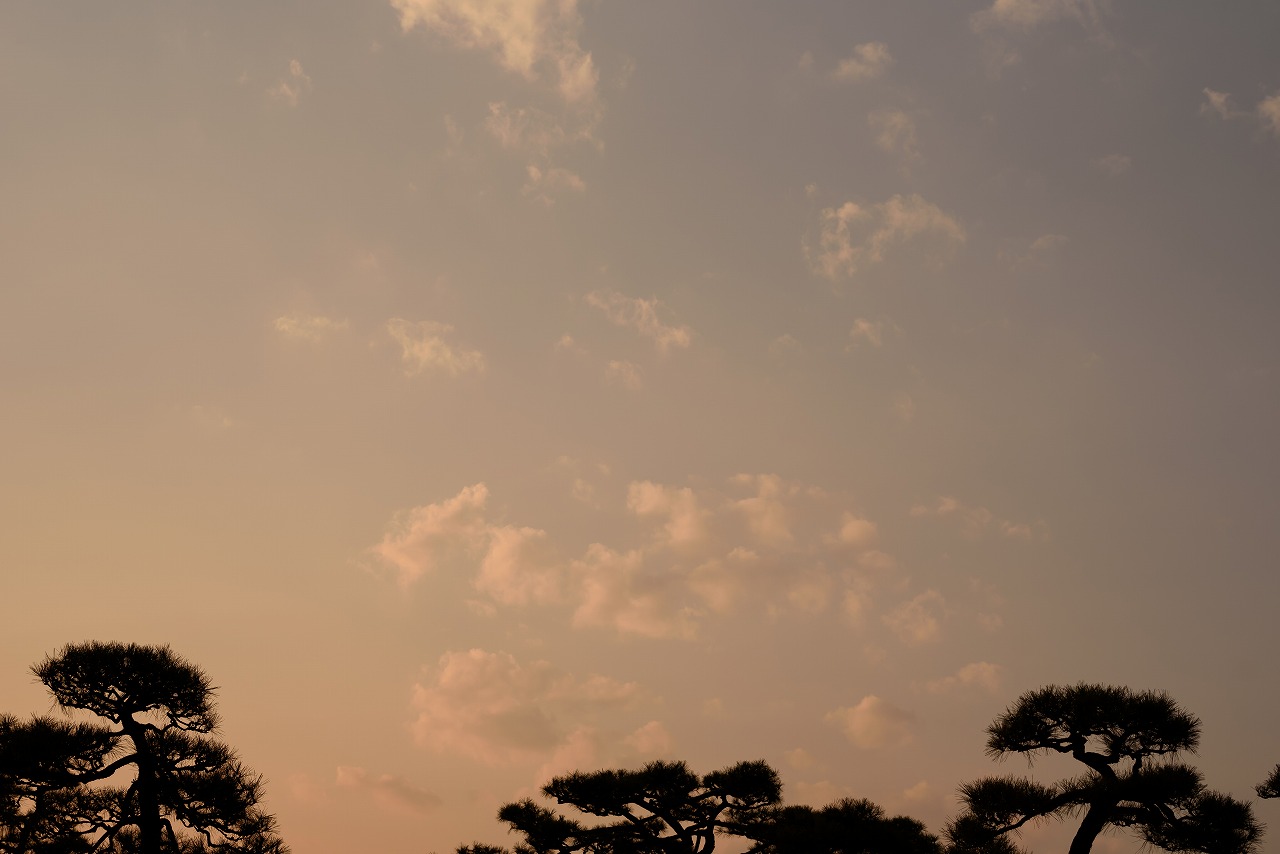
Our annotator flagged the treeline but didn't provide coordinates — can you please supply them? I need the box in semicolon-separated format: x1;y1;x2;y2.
3;644;1278;854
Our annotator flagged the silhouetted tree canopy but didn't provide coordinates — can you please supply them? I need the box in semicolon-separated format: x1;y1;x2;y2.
739;797;941;854
457;759;781;853
1255;765;1280;799
946;683;1260;854
1;642;288;854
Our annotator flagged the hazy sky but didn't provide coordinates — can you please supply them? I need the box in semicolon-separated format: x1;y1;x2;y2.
4;1;1280;852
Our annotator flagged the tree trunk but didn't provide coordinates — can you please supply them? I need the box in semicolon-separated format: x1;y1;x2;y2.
1068;801;1113;854
122;718;162;854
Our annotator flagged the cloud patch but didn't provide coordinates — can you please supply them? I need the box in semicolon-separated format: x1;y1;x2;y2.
831;42;893;83
806;194;965;280
386;318;486;377
392;0;598;104
826;696;915;748
586;291;693;353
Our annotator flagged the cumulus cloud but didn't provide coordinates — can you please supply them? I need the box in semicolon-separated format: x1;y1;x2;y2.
1200;88;1280;138
334;767;441;815
624;720;673;756
392;0;598;104
926;661;1005;694
386;318;486;377
371;483;491;586
826;696;915;748
476;525;562;606
267;59;311;106
829;512;878;548
831;42;893;83
731;474;793;547
882;590;945;645
485;101;599;155
1201;88;1239;120
806;194;965;280
572;544;698;639
273;313;348;343
409;649;640;766
586;291;693;353
628;482;709;549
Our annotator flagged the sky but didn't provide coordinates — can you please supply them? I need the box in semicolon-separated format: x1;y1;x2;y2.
3;1;1280;852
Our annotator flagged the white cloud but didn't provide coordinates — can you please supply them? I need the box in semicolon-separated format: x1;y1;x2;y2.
371;484;491;586
806;194;965;280
831;42;893;83
1258;92;1280;137
586;291;693;353
409;649;639;765
971;0;1106;33
605;359;644;390
386;318;486;377
926;661;1005;694
830;512;878;548
273;313;348;343
267;59;311;106
869;110;919;165
883;590;944;645
334;767;441;815
392;0;598;104
826;696;915;748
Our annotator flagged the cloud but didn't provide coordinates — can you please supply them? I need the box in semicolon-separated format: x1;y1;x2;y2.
267;59;311;106
586;291;693;353
273;313;348;343
847;317;898;349
1201;88;1238;120
909;496;1047;541
831;42;893;83
1259;92;1280;137
624;721;673;756
392;0;598;104
523;163;586;203
925;661;1005;694
572;544;698;639
371;484;491;586
334;767;441;815
971;0;1106;33
869;110;919;166
476;525;562;606
605;359;644;390
731;474;793;547
892;392;915;423
627;482;709;549
785;748;816;770
882;590;945;645
826;696;914;748
806;194;965;280
485;101;599;155
409;648;639;765
829;512;878;548
386;318;486;376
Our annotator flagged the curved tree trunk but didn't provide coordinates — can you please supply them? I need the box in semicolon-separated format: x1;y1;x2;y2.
1068;801;1113;854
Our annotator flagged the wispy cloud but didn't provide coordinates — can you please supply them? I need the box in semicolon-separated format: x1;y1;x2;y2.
267;59;311;106
586;291;693;353
386;318;486;377
273;313;348;343
806;194;965;280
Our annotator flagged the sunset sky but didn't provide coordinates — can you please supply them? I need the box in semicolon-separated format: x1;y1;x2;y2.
4;1;1280;852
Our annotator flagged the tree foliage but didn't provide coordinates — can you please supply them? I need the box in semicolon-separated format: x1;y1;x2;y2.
947;683;1260;854
1;642;288;854
739;797;941;854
